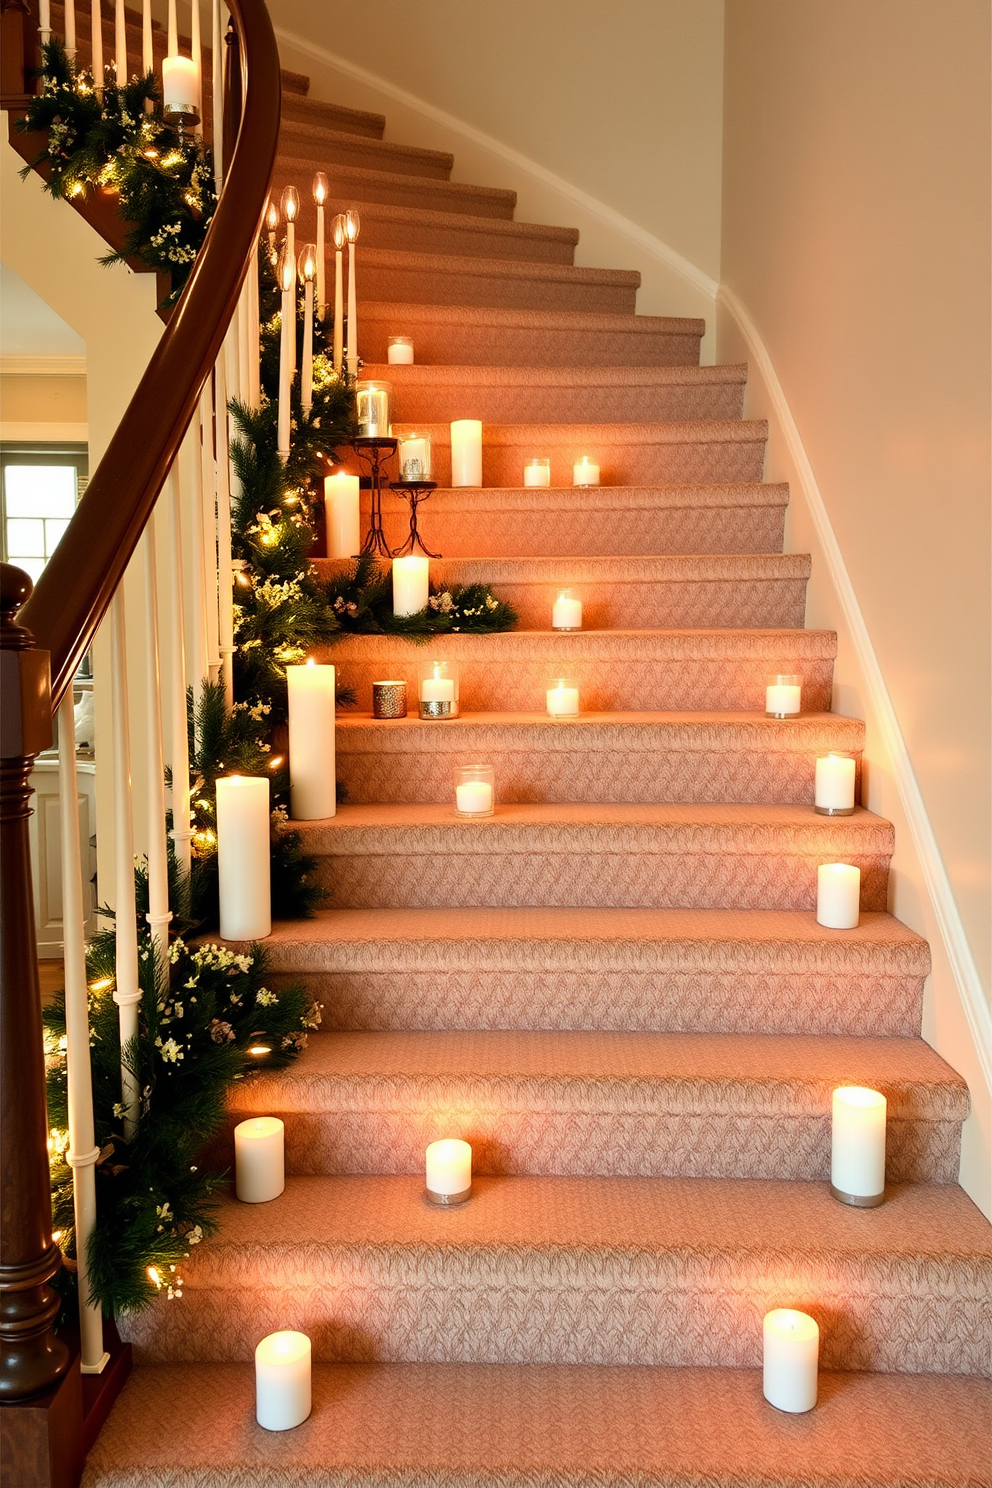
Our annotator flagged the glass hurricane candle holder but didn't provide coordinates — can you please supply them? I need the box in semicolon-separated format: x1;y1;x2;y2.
524;458;551;487
814;752;857;815
397;431;433;482
552;589;582;631
454;764;495;818
765;674;802;718
573;456;600;486
546;677;580;718
355;380;392;437
419;659;460;719
387;335;414;365
373;680;408;719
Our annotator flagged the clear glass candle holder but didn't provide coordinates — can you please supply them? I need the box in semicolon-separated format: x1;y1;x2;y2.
524;458;551;487
397;431;433;482
814;751;857;815
454;764;495;818
355;380;392;437
765;673;802;718
419;659;460;719
546;677;580;717
387;335;414;365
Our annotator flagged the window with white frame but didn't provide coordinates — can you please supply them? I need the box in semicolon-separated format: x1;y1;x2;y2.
0;445;88;583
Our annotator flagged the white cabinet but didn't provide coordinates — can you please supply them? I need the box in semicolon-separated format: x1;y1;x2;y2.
29;755;98;958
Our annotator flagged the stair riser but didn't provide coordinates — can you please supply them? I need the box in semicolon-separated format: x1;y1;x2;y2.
286;206;577;264
278;125;453;180
268;967;926;1038
358;314;702;366
358;262;638;316
353;440;766;486
281;97;385;139
122;1260;991;1376
432;576;805;629
389;382;745;423
272;163;516;220
310;851;890;912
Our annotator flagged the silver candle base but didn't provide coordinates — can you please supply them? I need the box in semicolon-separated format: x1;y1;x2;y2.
420;701;457;720
425;1185;472;1206
765;710;801;720
815;804;855;816
830;1183;885;1208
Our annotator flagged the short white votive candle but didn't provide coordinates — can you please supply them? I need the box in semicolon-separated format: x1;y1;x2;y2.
162;54;199;113
392;555;430;616
552;591;582;631
235;1117;285;1203
546;680;580;718
216;776;271;941
255;1331;312;1431
456;781;493;816
766;675;802;717
763;1309;819;1414
573;457;599;486
387;335;414;364
831;1086;886;1206
814;753;856;815
287;661;336;820
324;472;361;558
425;1138;472;1204
524;459;551;487
450;419;483;487
816;863;861;929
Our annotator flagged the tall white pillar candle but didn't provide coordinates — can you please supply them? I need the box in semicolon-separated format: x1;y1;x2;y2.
393;555;430;616
216;775;271;940
831;1086;886;1206
816;863;860;929
287;661;336;820
235;1117;285;1203
573;457;600;486
763;1309;819;1413
524;459;551;487
552;592;582;630
450;420;483;487
324;472;361;558
255;1331;312;1431
162;55;199;112
425;1138;472;1204
814;754;856;815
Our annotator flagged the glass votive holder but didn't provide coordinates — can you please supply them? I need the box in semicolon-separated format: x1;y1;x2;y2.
454;764;495;818
419;659;460;720
373;680;408;719
397;431;433;483
765;674;802;718
814;752;857;816
552;589;582;631
355;380;392;437
573;456;600;486
524;458;551;487
387;335;414;365
546;677;580;717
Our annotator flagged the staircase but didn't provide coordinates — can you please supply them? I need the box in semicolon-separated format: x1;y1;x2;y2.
86;51;992;1488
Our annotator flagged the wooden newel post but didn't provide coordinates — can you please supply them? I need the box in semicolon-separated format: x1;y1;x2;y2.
0;0;40;112
0;563;67;1402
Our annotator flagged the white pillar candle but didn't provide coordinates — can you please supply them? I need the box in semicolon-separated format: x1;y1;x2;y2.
388;336;414;364
524;459;551;487
162;55;199;113
763;1309;819;1414
766;675;802;717
216;776;271;941
255;1331;312;1432
287;661;336;820
814;754;856;815
450;420;483;487
831;1086;886;1206
456;781;493;816
425;1138;472;1204
573;457;600;486
393;555;430;616
547;681;580;718
324;472;361;558
235;1117;285;1203
421;677;455;703
552;592;582;631
816;863;861;929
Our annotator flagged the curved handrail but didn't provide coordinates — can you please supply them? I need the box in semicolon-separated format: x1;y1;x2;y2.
19;0;282;708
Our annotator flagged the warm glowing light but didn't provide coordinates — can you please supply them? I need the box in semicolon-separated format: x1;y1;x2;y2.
297;243;317;282
312;170;328;205
266;198;279;231
52;1230;63;1244
269;756;284;771
147;1266;161;1286
89;976;114;992
70;182;84;198
280;185;300;222
344;208;361;243
143;148;159;159
332;213;347;251
249;1045;272;1056
277;247;296;295
235;571;251;587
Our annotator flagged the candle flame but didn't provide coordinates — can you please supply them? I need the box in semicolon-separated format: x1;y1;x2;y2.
249;1045;271;1056
280;184;299;221
312;170;328;205
147;1266;161;1286
265;199;279;230
89;976;114;991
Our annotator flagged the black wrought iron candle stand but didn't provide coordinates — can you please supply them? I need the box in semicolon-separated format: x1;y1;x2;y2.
389;481;442;558
352;437;397;558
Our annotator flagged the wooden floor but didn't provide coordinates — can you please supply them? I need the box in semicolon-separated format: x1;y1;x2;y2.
38;960;64;1006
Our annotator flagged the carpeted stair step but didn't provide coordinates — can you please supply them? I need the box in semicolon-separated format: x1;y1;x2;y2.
82;1360;992;1488
353;248;641;315
278;120;455;180
286;199;579;265
255;907;931;1038
317;552;808;629
382;419;768;485
361;482;789;558
333;711;864;806
226;1029;967;1184
118;1175;992;1375
318;629;838;713
280;91;386;139
272;157;517;219
374;362;747;423
294;803;893;911
357;301;704;365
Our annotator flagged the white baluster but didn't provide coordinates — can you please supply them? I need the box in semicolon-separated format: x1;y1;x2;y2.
143;516;172;984
247;235;261;409
110;592;141;1138
167;0;178;55
91;0;104;92
39;0;50;45
141;0;152;75
65;1;76;59
199;380;221;684
238;275;251;407
215;347;235;709
58;692;110;1377
189;0;202;136
186;412;210;705
167;469;193;887
211;0;223;194
114;0;126;80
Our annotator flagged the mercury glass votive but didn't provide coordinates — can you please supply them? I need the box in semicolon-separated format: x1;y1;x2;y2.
373;680;408;719
455;764;495;818
419;659;460;719
397;431;433;482
355;380;392;437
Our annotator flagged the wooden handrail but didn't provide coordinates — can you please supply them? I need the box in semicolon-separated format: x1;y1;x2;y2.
19;0;282;709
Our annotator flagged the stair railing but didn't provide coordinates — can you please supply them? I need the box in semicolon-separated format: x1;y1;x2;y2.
0;0;280;1428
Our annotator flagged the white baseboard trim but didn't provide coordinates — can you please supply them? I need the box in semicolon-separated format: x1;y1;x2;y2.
275;26;719;304
718;281;992;1096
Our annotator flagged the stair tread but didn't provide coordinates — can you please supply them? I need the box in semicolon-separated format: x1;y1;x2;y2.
279;120;455;177
320;555;806;586
280;92;386;138
323;627;839;653
360;299;705;334
84;1360;992;1488
356;245;641;289
375;481;790;509
310;197;579;245
275;154;517;216
388;418;766;442
366;361;746;386
335;707;860;734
